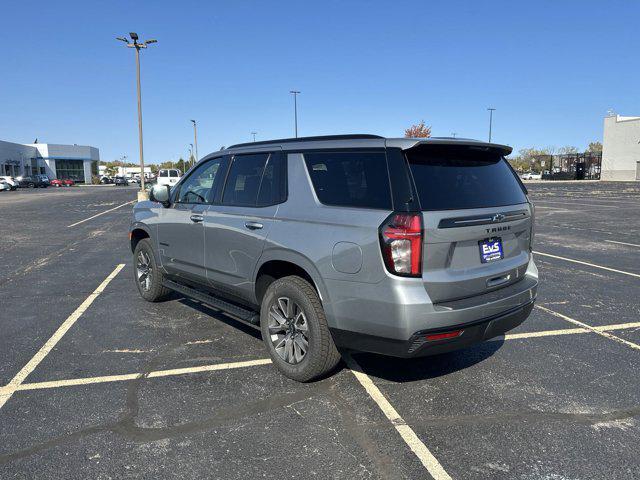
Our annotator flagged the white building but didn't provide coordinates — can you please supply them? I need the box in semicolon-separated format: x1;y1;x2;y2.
117;166;152;178
0;140;100;183
602;114;640;181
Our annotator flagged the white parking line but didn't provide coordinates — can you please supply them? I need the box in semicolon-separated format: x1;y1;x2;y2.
533;251;640;279
3;358;273;393
605;239;640;249
67;201;135;228
346;354;452;480
536;305;640;351
0;264;125;410
501;321;640;340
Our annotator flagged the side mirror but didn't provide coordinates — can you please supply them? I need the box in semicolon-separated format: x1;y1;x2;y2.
149;184;171;206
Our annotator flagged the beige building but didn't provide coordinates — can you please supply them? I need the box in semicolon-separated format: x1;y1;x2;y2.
602;114;640;181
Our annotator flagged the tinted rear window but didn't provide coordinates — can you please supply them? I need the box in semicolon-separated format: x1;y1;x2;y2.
304;151;391;209
406;145;527;211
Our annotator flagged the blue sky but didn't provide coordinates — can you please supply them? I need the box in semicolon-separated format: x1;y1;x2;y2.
1;1;638;163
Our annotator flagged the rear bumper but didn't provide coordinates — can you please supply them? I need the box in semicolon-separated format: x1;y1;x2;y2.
331;299;534;358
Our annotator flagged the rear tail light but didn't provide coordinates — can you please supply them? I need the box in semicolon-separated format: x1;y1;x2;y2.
379;212;423;277
425;330;463;341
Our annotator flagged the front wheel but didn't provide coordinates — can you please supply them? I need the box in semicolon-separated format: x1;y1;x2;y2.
260;276;341;382
133;238;171;302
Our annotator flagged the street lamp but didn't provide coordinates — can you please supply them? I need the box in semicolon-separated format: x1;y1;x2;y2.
189;143;194;169
116;33;157;198
289;90;300;138
251;131;257;142
487;107;496;143
190;119;198;165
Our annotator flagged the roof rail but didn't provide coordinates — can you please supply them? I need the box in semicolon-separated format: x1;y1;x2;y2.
227;134;384;149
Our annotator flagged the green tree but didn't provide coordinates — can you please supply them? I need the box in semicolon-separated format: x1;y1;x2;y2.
587;141;603;153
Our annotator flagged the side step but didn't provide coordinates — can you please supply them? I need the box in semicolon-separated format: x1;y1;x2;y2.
163;279;260;324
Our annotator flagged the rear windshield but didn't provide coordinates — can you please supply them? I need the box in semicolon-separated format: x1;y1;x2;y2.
406;145;526;211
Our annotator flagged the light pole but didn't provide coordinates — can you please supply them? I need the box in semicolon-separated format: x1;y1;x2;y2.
487;107;496;143
451;132;457;138
190;119;198;164
189;144;194;170
289;90;300;137
117;33;157;197
251;132;257;142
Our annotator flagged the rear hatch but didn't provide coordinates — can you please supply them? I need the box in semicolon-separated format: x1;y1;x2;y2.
405;143;532;303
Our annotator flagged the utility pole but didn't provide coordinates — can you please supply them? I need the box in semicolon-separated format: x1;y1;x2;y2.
190;119;198;164
487;107;496;143
290;90;300;137
251;132;257;142
451;132;457;138
117;33;157;199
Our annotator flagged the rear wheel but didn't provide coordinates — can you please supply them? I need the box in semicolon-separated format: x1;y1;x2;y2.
260;276;341;382
133;238;171;302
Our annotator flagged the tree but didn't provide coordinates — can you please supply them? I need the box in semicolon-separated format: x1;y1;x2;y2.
404;120;431;138
558;146;579;155
587;141;603;153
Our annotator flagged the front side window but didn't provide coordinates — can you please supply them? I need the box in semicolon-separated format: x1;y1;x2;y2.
159;170;168;177
222;153;269;206
303;151;392;209
175;158;222;204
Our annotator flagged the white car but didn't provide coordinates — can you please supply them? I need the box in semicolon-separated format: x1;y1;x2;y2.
156;169;182;187
520;172;542;180
0;176;19;190
0;181;11;191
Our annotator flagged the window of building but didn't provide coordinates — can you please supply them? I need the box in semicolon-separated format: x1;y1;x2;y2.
55;159;85;182
303;151;392;209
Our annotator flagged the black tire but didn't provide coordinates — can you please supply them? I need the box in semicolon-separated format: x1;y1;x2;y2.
133;238;171;302
260;276;341;382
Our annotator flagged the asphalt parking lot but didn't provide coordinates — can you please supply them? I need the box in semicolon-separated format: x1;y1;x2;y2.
1;182;639;479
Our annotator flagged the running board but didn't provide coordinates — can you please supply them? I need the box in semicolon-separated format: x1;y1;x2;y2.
162;279;260;324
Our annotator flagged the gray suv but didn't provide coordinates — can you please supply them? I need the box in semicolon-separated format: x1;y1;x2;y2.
130;135;538;381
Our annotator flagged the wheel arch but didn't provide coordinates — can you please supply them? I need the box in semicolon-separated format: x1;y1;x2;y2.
130;223;152;253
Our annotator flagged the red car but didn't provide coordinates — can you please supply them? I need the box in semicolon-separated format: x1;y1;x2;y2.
51;179;75;187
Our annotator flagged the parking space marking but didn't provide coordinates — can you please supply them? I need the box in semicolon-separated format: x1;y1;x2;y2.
66;200;135;228
501;321;640;340
4;358;273;393
533;251;640;279
605;239;640;249
0;264;125;410
536;305;640;351
346;354;452;480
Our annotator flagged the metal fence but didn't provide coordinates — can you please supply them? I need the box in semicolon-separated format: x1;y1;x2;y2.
540;152;602;180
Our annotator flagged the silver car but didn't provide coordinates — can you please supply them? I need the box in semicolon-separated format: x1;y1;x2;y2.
130;135;538;381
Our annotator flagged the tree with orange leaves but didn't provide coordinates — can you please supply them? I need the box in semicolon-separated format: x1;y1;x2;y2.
404;120;432;138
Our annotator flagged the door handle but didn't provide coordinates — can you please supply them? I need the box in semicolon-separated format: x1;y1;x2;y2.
245;221;263;230
190;214;204;223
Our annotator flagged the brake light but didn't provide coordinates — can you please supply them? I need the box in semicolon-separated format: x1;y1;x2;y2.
379;212;423;277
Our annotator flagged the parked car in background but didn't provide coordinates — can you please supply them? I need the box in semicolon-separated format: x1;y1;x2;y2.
132;134;538;382
62;179;75;187
0;176;19;190
0;181;11;191
36;174;51;186
156;169;182;187
100;175;113;184
114;175;129;186
17;176;48;188
50;179;64;187
520;172;542;180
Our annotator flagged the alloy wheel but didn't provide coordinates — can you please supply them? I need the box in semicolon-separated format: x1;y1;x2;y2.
268;297;309;364
136;250;153;292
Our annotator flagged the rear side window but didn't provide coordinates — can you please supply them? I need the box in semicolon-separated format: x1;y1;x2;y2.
406;145;527;211
303;151;392;209
159;170;168;177
222;153;268;206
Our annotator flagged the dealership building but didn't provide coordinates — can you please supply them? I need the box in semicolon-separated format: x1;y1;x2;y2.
0;139;100;183
602;114;640;181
